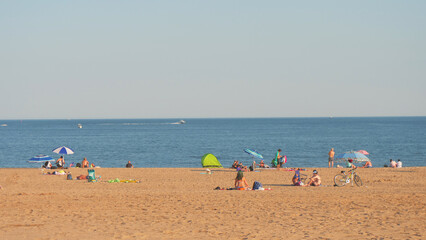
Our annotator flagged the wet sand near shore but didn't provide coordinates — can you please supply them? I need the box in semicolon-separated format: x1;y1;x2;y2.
0;167;425;239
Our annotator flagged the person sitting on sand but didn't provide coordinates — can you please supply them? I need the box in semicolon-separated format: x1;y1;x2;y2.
303;170;321;187
43;161;52;169
235;171;249;190
390;159;397;168
56;156;65;168
232;160;239;169
292;168;303;186
397;159;402;168
82;158;89;168
126;161;133;168
362;160;372;168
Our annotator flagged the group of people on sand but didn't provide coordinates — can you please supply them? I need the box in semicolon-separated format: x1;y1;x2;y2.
388;159;402;168
43;156;95;169
232;168;322;190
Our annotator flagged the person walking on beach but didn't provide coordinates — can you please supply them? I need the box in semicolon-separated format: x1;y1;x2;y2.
328;148;335;168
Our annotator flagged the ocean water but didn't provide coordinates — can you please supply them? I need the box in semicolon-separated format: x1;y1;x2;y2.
0;117;425;168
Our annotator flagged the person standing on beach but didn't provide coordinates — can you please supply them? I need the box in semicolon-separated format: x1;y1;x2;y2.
273;149;283;168
397;159;402;168
328;148;335;168
81;158;89;168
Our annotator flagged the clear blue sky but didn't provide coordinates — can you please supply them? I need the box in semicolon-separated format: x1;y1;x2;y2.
1;1;425;119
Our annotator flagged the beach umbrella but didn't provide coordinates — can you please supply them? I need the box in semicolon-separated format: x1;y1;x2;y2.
335;151;370;163
28;154;55;163
244;149;264;160
52;146;74;162
52;146;74;155
356;150;369;155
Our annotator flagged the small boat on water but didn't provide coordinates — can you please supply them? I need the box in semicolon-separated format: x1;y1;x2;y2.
0;124;7;127
171;120;186;124
77;124;83;128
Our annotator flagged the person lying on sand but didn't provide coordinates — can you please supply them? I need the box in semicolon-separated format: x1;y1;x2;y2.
303;170;321;187
235;171;250;190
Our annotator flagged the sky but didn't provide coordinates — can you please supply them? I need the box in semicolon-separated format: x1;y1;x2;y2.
0;1;425;119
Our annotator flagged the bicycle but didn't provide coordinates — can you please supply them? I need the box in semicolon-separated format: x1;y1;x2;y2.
334;168;363;187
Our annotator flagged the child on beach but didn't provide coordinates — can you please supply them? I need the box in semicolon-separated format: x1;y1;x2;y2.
235;171;249;190
397;159;402;168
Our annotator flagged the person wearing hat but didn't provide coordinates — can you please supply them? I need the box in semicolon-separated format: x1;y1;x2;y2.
304;170;321;187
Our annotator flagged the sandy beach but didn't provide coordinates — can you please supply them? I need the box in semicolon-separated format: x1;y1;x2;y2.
0;167;425;239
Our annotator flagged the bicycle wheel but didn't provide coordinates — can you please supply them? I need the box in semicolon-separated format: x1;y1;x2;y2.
334;174;347;187
354;174;363;187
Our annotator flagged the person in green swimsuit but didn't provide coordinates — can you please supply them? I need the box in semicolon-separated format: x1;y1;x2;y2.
272;149;283;168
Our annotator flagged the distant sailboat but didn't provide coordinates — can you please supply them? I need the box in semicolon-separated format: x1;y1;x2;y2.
77;123;83;128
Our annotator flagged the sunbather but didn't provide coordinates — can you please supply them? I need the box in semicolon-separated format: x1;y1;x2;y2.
235;171;249;190
362;160;372;168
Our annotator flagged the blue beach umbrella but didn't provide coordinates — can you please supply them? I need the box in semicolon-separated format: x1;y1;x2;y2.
244;149;264;160
52;146;75;162
335;151;369;163
28;154;55;163
52;146;74;155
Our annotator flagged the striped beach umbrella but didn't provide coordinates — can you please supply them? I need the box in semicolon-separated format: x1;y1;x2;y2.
28;154;55;163
244;149;264;160
335;151;369;163
52;146;74;155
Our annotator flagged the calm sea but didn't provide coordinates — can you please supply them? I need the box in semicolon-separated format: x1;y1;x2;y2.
0;117;425;168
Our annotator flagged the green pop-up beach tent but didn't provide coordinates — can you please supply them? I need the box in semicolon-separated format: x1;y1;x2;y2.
201;153;223;168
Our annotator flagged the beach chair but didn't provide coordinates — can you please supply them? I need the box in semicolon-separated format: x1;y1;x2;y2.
88;169;97;182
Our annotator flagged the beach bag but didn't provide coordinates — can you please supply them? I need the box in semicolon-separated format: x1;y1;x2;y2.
252;181;262;190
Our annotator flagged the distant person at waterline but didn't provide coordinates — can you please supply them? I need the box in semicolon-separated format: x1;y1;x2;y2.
328;148;335;168
126;161;133;168
397;159;402;168
390;159;397;168
362;160;372;168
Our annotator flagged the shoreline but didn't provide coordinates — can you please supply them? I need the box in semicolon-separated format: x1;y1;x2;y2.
1;167;425;239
